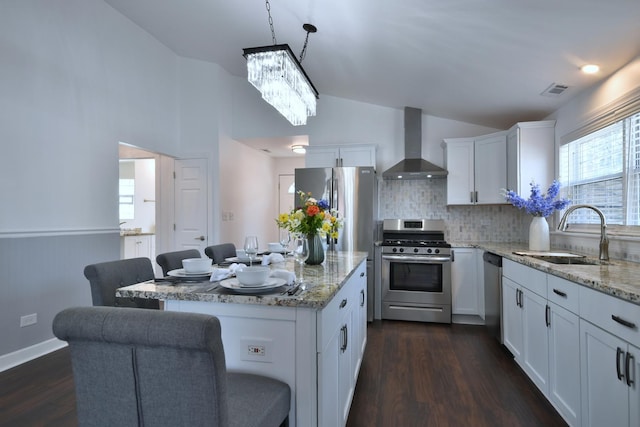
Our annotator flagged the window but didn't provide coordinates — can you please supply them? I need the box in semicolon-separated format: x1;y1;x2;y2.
559;110;640;233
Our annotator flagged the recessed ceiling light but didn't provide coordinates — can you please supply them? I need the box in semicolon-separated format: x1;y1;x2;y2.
291;145;306;154
581;64;600;74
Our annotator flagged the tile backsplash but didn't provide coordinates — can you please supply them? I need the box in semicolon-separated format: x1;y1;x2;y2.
379;179;640;262
378;179;529;243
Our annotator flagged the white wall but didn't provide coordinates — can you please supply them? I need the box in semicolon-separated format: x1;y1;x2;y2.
0;0;179;234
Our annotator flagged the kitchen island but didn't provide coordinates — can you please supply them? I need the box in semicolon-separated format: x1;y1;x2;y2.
117;251;368;427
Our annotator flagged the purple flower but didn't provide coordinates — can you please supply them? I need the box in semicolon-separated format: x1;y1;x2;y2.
317;199;330;210
505;180;571;217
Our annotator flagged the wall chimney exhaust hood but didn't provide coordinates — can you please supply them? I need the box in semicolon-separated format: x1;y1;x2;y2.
382;107;448;180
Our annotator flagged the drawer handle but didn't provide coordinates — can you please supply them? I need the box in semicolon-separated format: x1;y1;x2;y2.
360;271;365;277
339;299;347;309
612;315;637;330
616;347;624;381
545;304;550;327
552;289;567;298
625;352;634;387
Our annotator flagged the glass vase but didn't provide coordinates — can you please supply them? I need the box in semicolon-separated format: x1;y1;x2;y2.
529;216;550;251
306;233;325;265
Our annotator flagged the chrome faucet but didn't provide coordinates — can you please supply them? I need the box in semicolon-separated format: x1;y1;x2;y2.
557;204;609;261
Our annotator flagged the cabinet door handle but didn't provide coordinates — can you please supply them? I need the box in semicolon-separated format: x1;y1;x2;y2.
625;351;634;387
360;289;365;306
340;325;348;352
545;304;550;327
470;191;474;203
612;315;637;330
344;324;348;351
515;288;519;307
360;272;365;277
475;191;478;203
339;298;347;309
194;235;205;241
552;289;567;298
616;347;625;381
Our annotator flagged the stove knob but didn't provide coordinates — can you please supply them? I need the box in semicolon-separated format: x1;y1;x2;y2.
392;248;397;253
413;248;419;253
435;249;440;254
399;248;404;253
427;248;432;254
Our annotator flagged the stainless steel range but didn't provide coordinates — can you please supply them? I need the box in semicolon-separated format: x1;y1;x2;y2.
380;219;452;323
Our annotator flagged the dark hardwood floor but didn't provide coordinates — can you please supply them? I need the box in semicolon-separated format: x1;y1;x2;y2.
0;321;567;427
347;321;567;427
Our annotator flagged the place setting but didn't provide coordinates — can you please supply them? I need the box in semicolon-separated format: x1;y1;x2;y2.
155;258;214;284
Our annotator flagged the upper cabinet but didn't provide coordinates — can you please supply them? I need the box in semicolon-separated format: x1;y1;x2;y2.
305;144;376;168
506;120;556;195
444;131;507;205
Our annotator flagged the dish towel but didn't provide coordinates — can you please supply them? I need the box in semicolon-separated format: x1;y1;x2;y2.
270;269;296;285
261;253;285;265
210;263;246;282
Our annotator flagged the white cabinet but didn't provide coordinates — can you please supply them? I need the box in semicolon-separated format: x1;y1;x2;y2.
305;144;376;168
121;234;155;260
579;285;640;427
451;248;481;317
502;259;582;426
318;261;367;427
444;132;507;205
507;120;556;195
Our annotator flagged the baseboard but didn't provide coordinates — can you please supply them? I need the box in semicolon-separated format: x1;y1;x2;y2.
0;338;67;373
452;314;485;325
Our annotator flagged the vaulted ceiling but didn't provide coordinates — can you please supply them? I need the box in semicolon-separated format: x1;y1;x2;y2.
104;0;640;154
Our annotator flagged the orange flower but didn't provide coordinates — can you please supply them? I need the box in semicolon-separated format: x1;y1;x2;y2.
306;205;320;216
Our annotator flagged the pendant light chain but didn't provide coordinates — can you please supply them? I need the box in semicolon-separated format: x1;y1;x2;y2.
265;0;277;45
299;31;310;63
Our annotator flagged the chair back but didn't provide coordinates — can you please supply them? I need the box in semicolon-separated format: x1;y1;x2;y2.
155;249;202;276
84;258;157;308
53;306;229;427
204;243;237;264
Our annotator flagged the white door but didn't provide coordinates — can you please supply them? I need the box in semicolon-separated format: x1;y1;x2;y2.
580;319;629;427
502;278;523;359
174;159;208;253
522;288;550;395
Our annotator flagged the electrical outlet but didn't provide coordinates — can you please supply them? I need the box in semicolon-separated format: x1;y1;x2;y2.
248;345;265;356
240;338;272;362
20;313;37;327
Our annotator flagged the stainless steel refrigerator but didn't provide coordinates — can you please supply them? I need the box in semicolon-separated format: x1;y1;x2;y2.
295;166;378;320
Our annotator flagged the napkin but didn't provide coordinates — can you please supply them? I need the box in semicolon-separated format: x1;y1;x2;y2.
270;269;296;285
209;263;246;282
261;252;285;265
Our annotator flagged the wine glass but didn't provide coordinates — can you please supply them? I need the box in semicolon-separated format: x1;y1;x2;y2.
244;235;259;266
292;236;309;284
279;228;291;256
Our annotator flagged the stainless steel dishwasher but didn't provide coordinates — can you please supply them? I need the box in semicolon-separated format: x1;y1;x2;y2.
483;252;503;343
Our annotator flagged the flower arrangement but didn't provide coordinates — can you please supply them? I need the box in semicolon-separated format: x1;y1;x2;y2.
276;191;342;238
504;180;571;217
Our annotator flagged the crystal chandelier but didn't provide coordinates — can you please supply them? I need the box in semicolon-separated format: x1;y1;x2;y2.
243;1;318;126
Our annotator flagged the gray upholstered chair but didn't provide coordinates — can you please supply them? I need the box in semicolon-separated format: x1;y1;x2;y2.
155;248;202;276
205;243;237;265
52;306;291;427
83;258;159;309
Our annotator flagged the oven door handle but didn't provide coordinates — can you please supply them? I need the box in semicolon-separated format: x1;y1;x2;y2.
381;255;452;263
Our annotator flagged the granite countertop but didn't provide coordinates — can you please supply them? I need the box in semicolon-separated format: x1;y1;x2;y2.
116;251;368;309
459;242;640;305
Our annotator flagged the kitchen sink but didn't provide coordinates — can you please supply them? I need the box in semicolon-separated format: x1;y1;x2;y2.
527;255;609;265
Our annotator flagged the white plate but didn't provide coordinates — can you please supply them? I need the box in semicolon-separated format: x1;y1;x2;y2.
219;277;286;293
224;256;263;264
167;267;213;278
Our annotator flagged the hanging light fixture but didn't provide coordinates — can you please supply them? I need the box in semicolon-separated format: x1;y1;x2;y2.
243;0;319;126
291;144;307;154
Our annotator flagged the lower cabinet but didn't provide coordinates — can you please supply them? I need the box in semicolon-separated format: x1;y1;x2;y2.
121;234;155;260
318;261;367;427
451;248;481;317
579;285;640;427
502;260;581;426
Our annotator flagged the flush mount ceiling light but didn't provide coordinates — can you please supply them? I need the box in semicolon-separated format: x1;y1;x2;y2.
243;0;319;126
291;145;307;154
581;64;600;74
